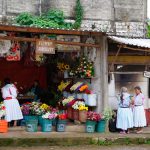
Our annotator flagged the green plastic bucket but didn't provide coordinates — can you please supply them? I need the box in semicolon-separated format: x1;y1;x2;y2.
96;120;106;133
56;120;67;132
86;120;96;133
41;119;52;132
26;120;38;132
38;116;43;126
24;115;38;122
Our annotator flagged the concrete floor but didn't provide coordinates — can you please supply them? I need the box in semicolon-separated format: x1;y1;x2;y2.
0;146;150;150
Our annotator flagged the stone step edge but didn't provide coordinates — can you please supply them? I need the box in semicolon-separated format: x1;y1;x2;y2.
0;137;150;147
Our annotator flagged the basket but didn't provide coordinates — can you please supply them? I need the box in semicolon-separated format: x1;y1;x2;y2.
73;109;79;121
79;110;87;123
0;120;8;133
67;107;73;120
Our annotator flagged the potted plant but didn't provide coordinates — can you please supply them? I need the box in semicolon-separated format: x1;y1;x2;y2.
96;108;113;133
56;112;67;132
86;111;101;133
0;102;8;133
41;111;58;132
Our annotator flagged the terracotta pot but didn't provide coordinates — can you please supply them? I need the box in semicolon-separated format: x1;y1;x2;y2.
0;120;8;133
73;109;79;121
79;110;87;123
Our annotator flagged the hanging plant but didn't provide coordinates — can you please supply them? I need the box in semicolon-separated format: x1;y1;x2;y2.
73;0;83;29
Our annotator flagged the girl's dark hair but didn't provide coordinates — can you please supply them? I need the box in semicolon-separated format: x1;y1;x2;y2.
4;78;11;85
120;94;124;103
134;86;142;93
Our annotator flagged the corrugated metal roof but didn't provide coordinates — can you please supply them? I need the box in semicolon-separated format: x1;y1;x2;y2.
109;36;150;48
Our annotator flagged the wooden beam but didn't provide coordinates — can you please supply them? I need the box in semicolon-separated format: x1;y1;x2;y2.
108;56;150;65
0;35;101;48
0;24;103;36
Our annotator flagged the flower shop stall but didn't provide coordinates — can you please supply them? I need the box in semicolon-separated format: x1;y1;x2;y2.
0;4;109;133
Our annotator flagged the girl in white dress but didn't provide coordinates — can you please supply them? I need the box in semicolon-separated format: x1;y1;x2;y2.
133;86;146;133
116;87;133;134
1;78;23;126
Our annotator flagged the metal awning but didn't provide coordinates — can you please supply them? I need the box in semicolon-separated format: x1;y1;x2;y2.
108;36;150;48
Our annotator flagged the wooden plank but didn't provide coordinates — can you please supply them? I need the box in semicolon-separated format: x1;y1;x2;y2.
0;35;101;48
108;56;150;64
0;24;103;36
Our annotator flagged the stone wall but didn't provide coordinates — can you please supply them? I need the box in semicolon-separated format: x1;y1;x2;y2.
0;0;147;37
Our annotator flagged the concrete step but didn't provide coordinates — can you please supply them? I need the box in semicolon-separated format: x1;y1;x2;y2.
9;124;86;132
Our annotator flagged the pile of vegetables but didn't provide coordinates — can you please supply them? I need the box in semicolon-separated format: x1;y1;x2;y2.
15;0;83;29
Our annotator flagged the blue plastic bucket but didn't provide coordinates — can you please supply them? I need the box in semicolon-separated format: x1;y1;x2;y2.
26;120;38;132
96;120;106;133
86;120;96;133
56;120;67;132
41;119;52;132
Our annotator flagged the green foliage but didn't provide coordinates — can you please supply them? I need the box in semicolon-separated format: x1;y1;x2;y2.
15;0;84;29
147;22;150;38
15;12;34;25
73;0;83;29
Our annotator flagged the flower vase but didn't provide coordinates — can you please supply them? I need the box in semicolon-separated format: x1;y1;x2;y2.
79;110;87;123
64;70;69;78
96;119;106;133
41;119;52;132
86;120;96;133
56;120;67;132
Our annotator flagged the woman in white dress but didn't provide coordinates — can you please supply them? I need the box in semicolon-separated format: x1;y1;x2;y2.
116;87;133;134
1;78;23;126
133;86;146;133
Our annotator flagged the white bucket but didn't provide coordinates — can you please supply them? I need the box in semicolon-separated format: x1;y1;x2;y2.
87;94;97;106
77;93;83;99
83;93;88;105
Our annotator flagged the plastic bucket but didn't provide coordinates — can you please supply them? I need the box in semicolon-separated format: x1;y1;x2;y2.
0;120;8;133
38;116;43;126
83;94;88;105
79;110;87;123
73;109;79;120
26;120;38;132
56;120;67;132
24;115;38;122
41;119;52;132
96;120;106;133
86;120;96;133
87;94;97;106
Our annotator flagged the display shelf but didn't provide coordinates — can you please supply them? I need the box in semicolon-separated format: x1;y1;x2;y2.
63;77;97;83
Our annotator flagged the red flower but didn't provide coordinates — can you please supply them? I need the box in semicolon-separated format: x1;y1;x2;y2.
1;106;5;110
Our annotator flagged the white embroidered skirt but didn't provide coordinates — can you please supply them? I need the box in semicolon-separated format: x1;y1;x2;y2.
4;99;23;122
116;107;134;130
133;106;147;127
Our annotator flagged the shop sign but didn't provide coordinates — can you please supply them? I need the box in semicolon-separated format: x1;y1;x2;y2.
57;35;80;52
36;39;55;54
144;71;150;78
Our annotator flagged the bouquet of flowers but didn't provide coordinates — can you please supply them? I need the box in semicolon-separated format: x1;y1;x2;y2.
78;105;88;111
87;111;101;122
0;102;6;119
58;113;67;120
72;101;86;110
58;81;71;92
57;62;70;72
42;111;58;120
70;82;84;92
101;108;113;121
62;96;75;106
21;103;31;115
70;57;94;78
